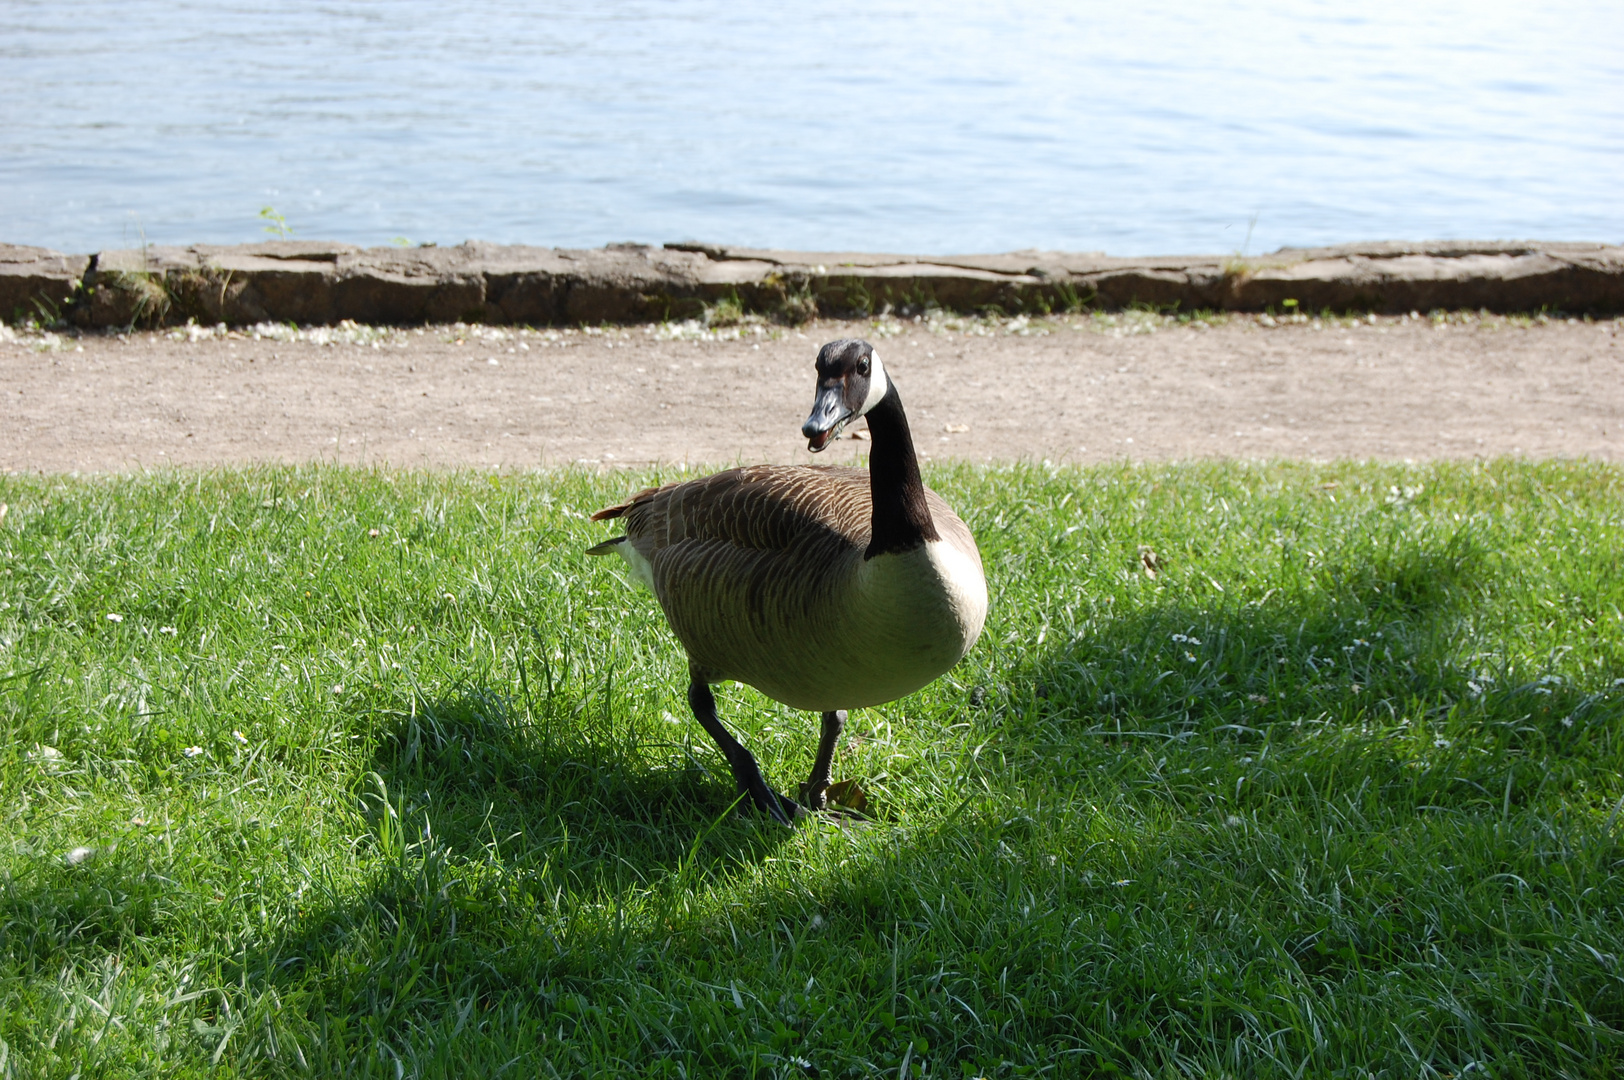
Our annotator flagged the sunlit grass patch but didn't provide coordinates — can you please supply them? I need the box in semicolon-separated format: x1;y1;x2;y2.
1;460;1621;1077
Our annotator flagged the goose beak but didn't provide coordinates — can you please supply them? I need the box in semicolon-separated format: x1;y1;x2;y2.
802;384;851;453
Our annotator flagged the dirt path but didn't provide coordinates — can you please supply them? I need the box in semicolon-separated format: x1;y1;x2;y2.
3;313;1621;473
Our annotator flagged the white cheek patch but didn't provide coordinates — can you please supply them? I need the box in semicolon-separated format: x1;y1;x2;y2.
857;351;890;417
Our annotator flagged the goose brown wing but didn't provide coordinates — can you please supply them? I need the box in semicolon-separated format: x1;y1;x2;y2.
600;465;873;553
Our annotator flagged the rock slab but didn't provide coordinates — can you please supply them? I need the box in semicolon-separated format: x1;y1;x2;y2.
3;239;1620;327
1;245;91;324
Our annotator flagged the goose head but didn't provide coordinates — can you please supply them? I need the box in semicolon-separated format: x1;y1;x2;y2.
803;338;891;453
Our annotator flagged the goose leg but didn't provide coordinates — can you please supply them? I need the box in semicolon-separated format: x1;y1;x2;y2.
687;674;800;825
798;709;847;810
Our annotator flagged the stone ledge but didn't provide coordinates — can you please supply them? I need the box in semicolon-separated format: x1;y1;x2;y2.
3;239;1619;327
1;244;91;323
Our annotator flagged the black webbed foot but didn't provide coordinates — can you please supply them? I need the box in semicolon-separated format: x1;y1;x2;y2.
739;765;803;825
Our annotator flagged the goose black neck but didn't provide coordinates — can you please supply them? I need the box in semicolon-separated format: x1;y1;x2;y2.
864;382;939;559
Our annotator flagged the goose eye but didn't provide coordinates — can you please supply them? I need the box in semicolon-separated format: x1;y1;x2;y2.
858;359;870;376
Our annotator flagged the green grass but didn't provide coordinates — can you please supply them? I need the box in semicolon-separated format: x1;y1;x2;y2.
2;461;1622;1078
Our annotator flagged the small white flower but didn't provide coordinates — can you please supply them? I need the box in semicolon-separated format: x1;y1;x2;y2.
1184;651;1198;663
183;745;204;758
28;745;66;772
1561;716;1574;728
233;730;248;743
331;684;343;694
159;626;177;635
105;613;123;622
1433;737;1451;749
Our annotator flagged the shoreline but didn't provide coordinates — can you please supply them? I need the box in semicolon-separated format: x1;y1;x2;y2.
4;239;1623;331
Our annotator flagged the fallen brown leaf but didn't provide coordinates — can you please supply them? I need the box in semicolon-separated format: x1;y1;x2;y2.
825;779;870;816
1139;545;1161;578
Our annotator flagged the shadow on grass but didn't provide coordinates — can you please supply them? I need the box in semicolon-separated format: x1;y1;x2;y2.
1003;514;1617;800
366;683;788;887
220;682;799;1031
0;847;174;977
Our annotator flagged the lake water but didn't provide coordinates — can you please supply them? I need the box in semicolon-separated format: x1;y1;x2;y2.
3;1;1621;256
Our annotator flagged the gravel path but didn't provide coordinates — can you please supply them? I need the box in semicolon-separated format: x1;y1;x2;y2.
4;312;1621;473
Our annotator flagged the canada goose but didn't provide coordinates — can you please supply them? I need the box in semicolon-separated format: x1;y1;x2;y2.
587;338;987;823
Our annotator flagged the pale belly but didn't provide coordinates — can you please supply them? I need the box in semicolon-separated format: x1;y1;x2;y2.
691;540;989;712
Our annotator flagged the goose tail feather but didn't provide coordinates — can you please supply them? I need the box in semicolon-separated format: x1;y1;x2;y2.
585;536;628;556
593;483;666;522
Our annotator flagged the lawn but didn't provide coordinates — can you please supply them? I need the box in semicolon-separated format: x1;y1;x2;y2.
1;460;1621;1078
